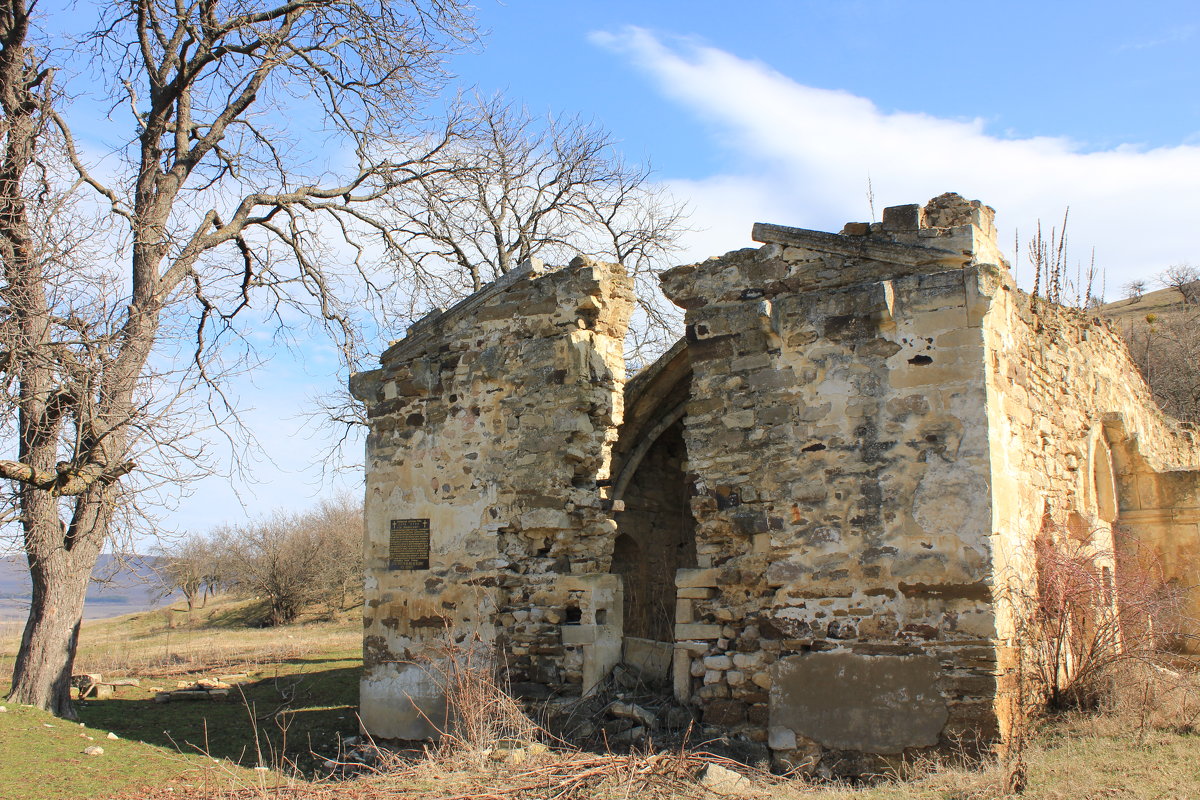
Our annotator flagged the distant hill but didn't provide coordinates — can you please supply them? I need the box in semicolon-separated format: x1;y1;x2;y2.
0;554;176;622
1101;284;1195;329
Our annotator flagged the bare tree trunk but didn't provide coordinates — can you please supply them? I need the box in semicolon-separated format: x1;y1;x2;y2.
8;526;100;717
0;0;476;717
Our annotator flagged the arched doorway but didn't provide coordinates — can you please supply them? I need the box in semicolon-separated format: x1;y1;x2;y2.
612;419;697;641
609;340;697;651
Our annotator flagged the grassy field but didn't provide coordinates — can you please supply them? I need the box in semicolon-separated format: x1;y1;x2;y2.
0;595;363;799
5;598;1200;799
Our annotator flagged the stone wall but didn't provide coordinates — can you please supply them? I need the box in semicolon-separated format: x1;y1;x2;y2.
658;197;1005;772
350;256;633;737
352;192;1200;774
982;273;1200;667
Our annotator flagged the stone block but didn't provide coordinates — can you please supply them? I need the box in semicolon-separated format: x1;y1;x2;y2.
675;599;694;623
732;652;762;669
674;649;694;702
768;725;797;750
560;624;598;645
882;204;920;231
675;623;722;640
770;652;950;754
702;655;733;670
676;568;719;588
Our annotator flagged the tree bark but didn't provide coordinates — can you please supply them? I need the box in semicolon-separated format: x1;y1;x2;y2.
7;533;100;717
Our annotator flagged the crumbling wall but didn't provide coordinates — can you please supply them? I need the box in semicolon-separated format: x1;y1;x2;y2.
658;196;1005;773
652;193;1200;772
350;256;633;737
352;190;1200;770
982;276;1200;669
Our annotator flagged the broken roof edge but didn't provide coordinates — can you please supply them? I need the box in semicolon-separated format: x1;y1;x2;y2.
751;222;966;269
376;257;550;367
751;192;1009;273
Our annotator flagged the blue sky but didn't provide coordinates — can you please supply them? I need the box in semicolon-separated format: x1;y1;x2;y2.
118;0;1200;540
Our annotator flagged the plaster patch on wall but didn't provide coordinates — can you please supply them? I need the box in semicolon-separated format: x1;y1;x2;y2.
769;652;949;753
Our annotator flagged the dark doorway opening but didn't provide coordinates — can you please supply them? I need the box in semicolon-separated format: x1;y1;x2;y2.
612;419;697;642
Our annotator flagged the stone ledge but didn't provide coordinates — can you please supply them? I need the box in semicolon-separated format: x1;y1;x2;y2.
751;222;966;269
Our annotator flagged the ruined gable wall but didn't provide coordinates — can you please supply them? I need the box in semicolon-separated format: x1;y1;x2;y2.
982;276;1200;666
659;202;1004;772
350;257;633;738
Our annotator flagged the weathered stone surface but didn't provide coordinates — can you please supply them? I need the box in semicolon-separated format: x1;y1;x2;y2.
353;191;1200;776
676;624;722;640
351;257;635;736
700;763;755;796
770;652;949;754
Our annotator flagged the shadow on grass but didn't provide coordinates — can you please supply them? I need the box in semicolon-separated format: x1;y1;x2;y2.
198;598;275;629
76;661;361;775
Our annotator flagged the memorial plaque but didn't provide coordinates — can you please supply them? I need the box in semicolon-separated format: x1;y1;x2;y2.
388;518;430;570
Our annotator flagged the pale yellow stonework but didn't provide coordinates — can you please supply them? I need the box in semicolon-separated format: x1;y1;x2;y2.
351;193;1200;773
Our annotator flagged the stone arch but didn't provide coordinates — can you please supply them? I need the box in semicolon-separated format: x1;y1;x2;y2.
608;339;697;645
611;339;692;505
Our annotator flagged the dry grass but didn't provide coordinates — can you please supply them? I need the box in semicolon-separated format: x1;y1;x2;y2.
8;597;1200;800
411;627;542;754
365;747;777;800
1101;284;1194;327
0;594;362;678
111;712;1200;800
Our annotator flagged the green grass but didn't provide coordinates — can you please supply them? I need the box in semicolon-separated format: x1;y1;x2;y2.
0;697;269;800
74;650;361;772
1;594;364;799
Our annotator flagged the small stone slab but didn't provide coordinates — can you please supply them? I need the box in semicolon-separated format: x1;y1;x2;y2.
674;623;722;640
675;568;719;589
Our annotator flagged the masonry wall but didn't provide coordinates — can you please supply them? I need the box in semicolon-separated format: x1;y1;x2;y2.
350;256;633;737
981;276;1200;671
658;197;1006;774
352;192;1200;771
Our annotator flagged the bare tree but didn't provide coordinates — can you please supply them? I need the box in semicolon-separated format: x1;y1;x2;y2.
215;495;362;625
153;532;220;613
309;494;366;612
1;0;474;716
1124;280;1148;303
1159;264;1200;305
383;95;688;365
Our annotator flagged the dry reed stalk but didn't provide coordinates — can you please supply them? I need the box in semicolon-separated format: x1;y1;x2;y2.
411;625;541;754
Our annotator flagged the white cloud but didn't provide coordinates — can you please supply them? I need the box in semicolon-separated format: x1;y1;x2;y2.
1117;25;1196;52
595;27;1200;292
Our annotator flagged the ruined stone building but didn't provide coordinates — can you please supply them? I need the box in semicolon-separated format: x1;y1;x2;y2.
349;193;1200;772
